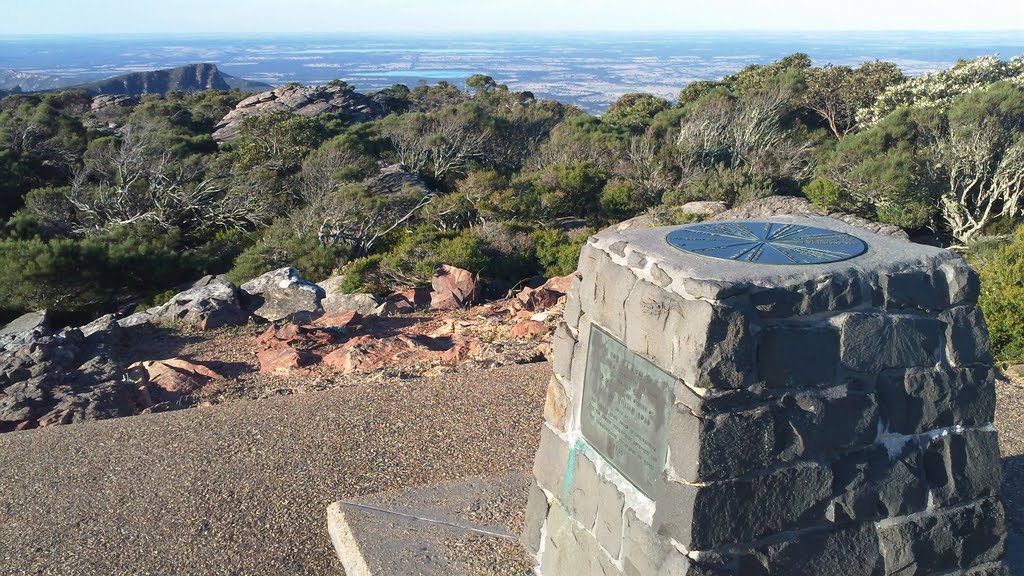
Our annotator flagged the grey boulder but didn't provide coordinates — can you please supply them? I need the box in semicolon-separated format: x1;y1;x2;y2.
322;292;385;316
241;267;325;322
150;280;249;330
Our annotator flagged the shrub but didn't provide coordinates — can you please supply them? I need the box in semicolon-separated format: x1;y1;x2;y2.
532;228;589;277
802;178;845;211
970;225;1024;364
340;255;387;295
227;219;349;285
664;165;774;207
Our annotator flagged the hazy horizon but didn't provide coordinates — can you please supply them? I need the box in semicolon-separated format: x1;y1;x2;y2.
4;31;1023;112
4;0;1024;35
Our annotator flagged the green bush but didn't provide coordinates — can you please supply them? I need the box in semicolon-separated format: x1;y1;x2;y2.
599;181;639;222
227;219;349;285
970;225;1024;364
340;255;387;295
0;224;205;318
802;178;845;211
664;165;774;207
533;228;588;277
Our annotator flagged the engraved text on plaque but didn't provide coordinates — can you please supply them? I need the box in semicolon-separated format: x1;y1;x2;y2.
580;324;674;498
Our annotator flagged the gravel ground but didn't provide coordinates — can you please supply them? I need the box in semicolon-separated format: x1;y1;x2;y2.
996;372;1024;575
0;363;549;576
0;363;1021;575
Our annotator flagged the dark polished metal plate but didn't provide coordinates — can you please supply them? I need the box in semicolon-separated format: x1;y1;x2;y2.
666;221;867;265
580;325;674;499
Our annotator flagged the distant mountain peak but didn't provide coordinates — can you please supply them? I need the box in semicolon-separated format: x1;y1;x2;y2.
65;63;272;97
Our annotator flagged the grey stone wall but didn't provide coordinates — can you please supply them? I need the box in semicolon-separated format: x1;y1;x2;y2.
523;216;1009;576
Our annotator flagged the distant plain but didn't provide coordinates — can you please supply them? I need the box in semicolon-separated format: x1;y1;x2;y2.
3;31;1024;110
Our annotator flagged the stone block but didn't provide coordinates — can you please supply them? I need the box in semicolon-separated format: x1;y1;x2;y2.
757;324;839;388
544;375;571;432
749;273;863;319
551;322;577;383
775;388;879;462
669;387;877;482
668;404;776;482
877;366;996;435
924;428;1002;508
877;498;1007;574
828;444;927;524
541;502;622;576
877;268;946;311
593;473;625;559
533;425;571;494
568;449;602;529
940;305;994;367
563;274;583;330
650;263;672;287
736;523;884;576
656;462;834;549
521;480;549;556
837;313;944;373
626;250;647;270
621;509;673;576
577;244;638;340
940;259;982;307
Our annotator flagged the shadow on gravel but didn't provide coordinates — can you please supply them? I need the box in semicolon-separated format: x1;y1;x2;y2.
118;325;207;364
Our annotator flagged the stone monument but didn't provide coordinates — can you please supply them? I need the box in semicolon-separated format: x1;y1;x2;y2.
522;216;1009;575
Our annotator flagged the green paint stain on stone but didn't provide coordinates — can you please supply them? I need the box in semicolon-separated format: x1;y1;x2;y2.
562;439;587;500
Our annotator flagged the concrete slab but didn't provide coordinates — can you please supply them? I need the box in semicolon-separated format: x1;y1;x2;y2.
327;473;537;576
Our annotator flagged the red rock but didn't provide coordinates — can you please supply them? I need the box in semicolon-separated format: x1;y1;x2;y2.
438;340;475;364
385;298;415;315
510;319;549;339
428;319;457;338
515;310;536;319
257;348;312;374
322;347;359;373
396;288;431;307
429;266;478;311
313;310;362;329
127;358;224;402
37;409;73;428
541;273;576;295
516;286;562;311
257;323;304;350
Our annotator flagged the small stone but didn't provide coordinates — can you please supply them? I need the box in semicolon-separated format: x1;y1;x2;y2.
510;320;548;339
256;347;312;374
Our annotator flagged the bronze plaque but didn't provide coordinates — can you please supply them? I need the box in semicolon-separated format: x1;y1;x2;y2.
580;324;674;498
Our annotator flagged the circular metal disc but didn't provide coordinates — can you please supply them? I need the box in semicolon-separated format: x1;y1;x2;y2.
666;221;867;265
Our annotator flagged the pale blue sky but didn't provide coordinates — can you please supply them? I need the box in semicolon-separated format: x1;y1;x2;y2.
2;0;1023;35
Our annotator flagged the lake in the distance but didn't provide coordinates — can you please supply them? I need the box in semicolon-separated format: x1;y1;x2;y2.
1;32;1022;111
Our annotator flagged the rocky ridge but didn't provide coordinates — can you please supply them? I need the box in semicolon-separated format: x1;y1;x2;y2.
213;82;384;141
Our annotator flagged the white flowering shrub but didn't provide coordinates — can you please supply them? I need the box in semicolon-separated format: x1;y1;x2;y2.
857;55;1024;126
